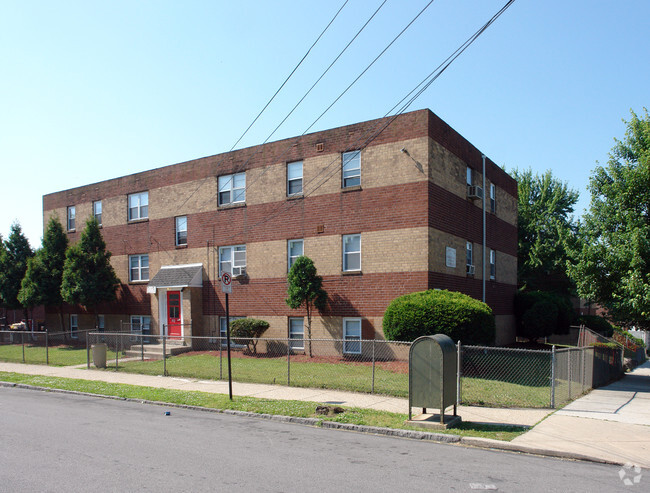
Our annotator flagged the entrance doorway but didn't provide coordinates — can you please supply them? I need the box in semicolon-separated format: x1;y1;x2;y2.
167;291;182;339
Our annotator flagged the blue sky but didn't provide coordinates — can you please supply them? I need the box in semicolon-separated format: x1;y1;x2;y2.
1;0;648;248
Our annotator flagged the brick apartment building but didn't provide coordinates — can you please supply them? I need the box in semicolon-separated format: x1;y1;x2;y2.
42;109;518;347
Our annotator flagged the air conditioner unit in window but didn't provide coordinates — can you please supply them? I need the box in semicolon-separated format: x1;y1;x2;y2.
466;264;475;275
467;185;483;200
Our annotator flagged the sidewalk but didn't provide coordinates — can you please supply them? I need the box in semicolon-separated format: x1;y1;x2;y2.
1;359;649;467
512;360;650;467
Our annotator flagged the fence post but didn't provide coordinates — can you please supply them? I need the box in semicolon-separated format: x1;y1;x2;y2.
219;337;223;380
87;332;90;369
115;333;119;370
287;337;291;387
371;339;376;394
46;331;49;366
550;345;556;408
163;330;167;376
141;332;144;361
22;331;25;363
456;340;461;408
568;348;572;400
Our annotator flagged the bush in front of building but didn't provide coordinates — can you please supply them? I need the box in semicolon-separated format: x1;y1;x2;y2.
578;315;614;337
230;318;270;354
382;289;495;345
514;290;574;341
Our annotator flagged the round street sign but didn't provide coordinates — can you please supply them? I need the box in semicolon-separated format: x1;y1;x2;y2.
221;272;232;293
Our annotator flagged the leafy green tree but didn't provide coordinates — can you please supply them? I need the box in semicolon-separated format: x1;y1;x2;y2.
511;168;579;294
0;223;34;323
61;218;119;327
285;256;327;357
18;216;69;331
569;109;650;329
230;318;270;354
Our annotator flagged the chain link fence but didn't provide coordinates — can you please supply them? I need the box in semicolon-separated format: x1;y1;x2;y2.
2;328;626;409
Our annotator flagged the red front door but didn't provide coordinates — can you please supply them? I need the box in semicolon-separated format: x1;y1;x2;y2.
167;291;182;338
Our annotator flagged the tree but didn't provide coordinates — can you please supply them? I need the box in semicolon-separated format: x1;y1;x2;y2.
18;216;69;332
285;256;327;357
230;318;270;354
61;218;119;326
0;223;34;323
568;109;650;329
511;168;579;294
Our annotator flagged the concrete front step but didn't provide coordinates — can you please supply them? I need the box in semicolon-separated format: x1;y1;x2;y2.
124;344;192;360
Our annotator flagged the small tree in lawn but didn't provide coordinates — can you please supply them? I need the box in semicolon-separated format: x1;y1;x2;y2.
285;256;327;357
61;218;120;328
18;216;69;333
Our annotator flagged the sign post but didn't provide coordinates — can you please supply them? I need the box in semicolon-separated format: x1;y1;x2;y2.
221;272;233;400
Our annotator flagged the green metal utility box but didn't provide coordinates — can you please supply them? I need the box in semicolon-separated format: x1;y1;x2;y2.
408;334;457;422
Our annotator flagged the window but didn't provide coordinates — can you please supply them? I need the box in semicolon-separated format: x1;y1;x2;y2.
128;192;148;221
220;245;246;277
67;206;76;231
129;254;149;282
93;201;102;226
288;239;304;270
466;242;474;275
176;216;187;246
343;318;362;354
287;161;303;196
490;184;496;213
466;167;473;186
218;172;246;205
342;151;361;188
343;234;361;271
220;316;245;347
130;315;151;334
97;314;105;331
289;318;304;350
70;314;78;339
490;250;496;280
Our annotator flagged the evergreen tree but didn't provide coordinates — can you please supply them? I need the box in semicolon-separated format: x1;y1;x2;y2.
0;223;34;323
286;256;327;357
18;216;69;331
61;218;119;326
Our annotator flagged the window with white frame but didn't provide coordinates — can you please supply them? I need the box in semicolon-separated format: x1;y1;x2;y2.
97;314;105;331
343;318;362;354
289;318;304;350
67;206;76;231
287;161;303;196
220;245;246;277
490;184;496;213
130;315;151;334
176;216;187;246
342;151;361;188
490;249;496;280
129;254;149;282
93;201;102;226
343;234;361;271
70;314;78;339
128;192;148;221
466;167;473;186
288;239;304;271
218;172;246;206
220;316;245;346
466;242;474;275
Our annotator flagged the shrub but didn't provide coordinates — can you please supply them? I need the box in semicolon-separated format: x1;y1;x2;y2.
230;318;270;354
515;290;574;339
578;315;614;337
382;290;495;345
520;300;557;341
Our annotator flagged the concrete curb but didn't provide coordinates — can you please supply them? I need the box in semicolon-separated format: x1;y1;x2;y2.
0;381;622;466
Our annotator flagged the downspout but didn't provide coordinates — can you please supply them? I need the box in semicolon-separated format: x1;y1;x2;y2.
482;154;486;303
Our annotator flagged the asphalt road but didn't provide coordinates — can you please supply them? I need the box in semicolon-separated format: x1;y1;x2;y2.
0;387;638;492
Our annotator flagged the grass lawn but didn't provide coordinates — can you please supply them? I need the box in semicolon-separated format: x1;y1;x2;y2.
0;371;528;441
0;344;118;367
115;353;553;408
